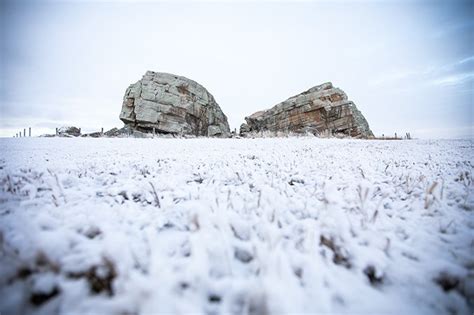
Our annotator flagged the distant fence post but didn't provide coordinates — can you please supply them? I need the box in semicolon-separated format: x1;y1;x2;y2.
101;127;103;136
29;127;31;137
55;128;58;136
395;132;397;139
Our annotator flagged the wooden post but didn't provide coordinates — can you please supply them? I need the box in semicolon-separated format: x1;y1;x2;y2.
382;133;384;139
101;128;103;136
395;132;397;139
29;127;31;137
55;128;58;135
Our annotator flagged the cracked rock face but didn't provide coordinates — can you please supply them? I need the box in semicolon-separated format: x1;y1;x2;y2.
241;82;373;138
120;71;230;137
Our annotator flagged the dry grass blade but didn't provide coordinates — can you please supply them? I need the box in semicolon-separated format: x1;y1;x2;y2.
427;181;438;195
149;182;161;208
424;181;438;209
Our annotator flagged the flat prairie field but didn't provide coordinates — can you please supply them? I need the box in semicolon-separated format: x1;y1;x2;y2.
0;137;473;314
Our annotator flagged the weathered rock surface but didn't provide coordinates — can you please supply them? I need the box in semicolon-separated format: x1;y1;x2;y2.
241;82;373;138
120;71;230;137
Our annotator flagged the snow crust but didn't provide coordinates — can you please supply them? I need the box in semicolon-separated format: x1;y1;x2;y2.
0;137;473;314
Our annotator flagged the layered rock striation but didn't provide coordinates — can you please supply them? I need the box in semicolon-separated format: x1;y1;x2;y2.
241;82;373;138
120;71;230;137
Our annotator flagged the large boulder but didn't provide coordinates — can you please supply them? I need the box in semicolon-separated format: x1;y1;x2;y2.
119;71;230;137
241;82;373;138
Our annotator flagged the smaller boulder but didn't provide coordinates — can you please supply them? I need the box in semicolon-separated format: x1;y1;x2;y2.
58;126;81;137
104;128;120;137
239;123;251;136
81;132;102;138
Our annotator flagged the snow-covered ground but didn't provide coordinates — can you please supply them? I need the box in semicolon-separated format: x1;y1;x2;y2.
0;137;473;315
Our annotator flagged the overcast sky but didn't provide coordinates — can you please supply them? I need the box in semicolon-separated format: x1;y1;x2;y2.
1;0;473;138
